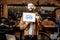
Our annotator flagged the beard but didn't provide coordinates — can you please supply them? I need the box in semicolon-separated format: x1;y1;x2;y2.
28;8;34;12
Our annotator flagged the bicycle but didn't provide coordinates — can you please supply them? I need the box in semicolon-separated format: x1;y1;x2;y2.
0;17;18;40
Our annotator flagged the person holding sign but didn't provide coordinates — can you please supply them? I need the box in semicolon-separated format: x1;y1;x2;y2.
20;3;42;40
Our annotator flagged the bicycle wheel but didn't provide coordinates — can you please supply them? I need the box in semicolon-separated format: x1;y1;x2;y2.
38;32;51;40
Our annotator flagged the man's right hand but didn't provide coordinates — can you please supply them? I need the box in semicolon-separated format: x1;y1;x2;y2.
25;22;31;25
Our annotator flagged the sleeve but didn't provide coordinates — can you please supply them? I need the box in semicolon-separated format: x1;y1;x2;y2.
36;13;43;30
35;13;42;23
20;17;30;30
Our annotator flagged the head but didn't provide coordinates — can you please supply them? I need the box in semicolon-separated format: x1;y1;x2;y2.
27;3;36;11
55;8;60;15
54;8;60;22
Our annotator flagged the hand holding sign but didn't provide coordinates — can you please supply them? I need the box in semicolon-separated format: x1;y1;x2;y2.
25;21;31;25
23;12;35;22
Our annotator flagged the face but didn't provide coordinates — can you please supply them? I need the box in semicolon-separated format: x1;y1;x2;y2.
27;3;35;11
55;9;60;22
56;9;60;15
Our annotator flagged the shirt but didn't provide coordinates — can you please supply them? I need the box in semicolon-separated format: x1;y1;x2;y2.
29;23;33;35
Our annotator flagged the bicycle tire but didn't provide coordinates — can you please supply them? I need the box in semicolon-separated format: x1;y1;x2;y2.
38;32;51;40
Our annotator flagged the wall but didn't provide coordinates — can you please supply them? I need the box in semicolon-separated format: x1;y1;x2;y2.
0;0;60;18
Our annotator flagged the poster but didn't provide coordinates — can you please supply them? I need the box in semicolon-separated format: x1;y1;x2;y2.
23;12;35;22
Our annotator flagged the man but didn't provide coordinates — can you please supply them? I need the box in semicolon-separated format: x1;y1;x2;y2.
20;3;42;40
55;8;60;27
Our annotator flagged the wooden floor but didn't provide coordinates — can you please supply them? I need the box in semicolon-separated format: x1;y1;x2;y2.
6;34;16;40
5;31;20;40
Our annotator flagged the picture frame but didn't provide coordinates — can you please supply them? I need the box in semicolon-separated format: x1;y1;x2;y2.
23;12;36;22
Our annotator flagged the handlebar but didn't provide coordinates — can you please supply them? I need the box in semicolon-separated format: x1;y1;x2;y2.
0;23;14;34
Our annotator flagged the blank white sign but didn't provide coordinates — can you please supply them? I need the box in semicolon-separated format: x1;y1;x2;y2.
23;12;35;22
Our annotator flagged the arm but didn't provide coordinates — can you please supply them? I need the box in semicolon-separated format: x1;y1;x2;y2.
20;17;30;30
36;13;43;30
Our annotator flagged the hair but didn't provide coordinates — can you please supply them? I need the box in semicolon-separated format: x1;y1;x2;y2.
27;2;34;5
53;8;60;23
27;2;36;9
53;8;60;17
54;8;60;13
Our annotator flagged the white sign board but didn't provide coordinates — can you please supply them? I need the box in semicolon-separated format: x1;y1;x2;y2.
23;12;35;22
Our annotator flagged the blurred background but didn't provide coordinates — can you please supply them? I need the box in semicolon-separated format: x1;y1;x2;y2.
0;0;60;40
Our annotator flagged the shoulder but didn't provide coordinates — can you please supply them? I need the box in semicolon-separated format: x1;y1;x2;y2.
35;12;40;16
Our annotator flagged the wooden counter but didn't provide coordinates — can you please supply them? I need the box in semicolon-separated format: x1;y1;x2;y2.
42;20;57;28
41;20;58;32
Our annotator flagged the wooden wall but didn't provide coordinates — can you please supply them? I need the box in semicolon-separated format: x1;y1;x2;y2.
0;0;60;5
0;0;60;18
7;0;60;5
